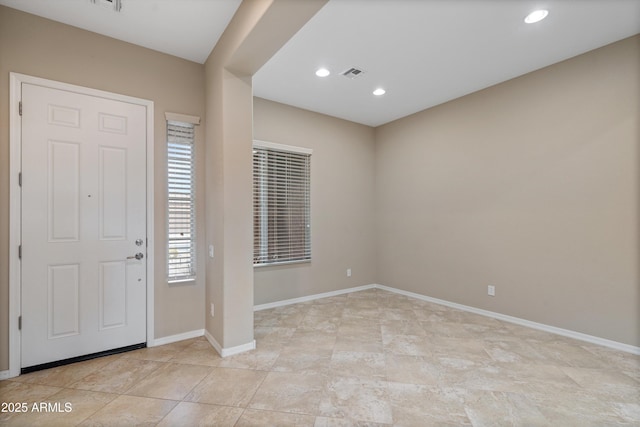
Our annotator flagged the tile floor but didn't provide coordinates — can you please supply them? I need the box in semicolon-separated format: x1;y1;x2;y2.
1;288;639;426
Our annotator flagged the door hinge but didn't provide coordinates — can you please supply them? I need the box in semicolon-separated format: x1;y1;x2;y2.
18;245;22;260
18;316;22;330
19;101;22;116
18;172;22;187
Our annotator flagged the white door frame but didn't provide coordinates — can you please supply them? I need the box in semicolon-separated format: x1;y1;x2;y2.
8;73;155;378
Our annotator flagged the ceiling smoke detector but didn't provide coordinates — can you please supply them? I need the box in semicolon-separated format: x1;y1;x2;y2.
90;0;122;12
341;67;365;79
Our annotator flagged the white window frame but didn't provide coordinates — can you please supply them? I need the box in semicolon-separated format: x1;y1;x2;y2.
166;112;199;282
253;140;312;267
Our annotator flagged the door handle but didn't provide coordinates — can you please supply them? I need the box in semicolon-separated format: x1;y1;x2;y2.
127;253;144;260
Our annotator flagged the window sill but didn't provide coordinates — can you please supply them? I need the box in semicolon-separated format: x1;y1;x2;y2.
254;259;311;268
168;277;196;284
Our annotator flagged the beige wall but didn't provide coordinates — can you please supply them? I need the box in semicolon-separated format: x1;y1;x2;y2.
0;5;207;370
375;35;640;347
253;98;377;304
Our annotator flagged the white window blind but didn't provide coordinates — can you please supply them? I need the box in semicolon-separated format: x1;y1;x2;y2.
253;142;311;266
167;120;196;281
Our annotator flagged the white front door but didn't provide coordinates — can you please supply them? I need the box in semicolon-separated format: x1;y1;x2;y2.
21;83;147;368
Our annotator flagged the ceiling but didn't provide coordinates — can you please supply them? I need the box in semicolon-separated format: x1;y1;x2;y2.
2;0;639;127
0;0;242;63
254;0;640;126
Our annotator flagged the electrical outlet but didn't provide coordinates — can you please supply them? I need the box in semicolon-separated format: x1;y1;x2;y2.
210;303;215;317
488;285;495;296
347;268;352;277
209;245;214;258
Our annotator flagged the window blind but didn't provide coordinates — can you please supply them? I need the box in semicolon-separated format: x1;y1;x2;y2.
253;144;311;266
167;121;196;280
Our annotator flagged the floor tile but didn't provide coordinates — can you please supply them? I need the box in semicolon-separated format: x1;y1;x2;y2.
267;309;306;327
217;346;280;370
170;339;223;367
581;343;640;374
1;388;117;427
254;326;296;348
2;288;637;426
12;355;122;388
0;381;62;403
185;367;267;407
462;390;549;427
420;320;475;338
288;330;337;351
483;337;547;364
126;362;213;400
610;401;640;424
382;333;432;357
305;304;345;319
314;417;392;426
384;353;440;385
530;387;636;426
249;371;327;415
387;382;472;426
0;382;65;425
337;319;381;336
335;332;383;353
236;408;316;426
157;401;243;427
502;363;582;395
69;358;163;394
298;315;342;333
561;366;640;402
381;320;428;337
79;395;177;426
319;377;392;424
534;339;608;368
341;306;380;319
329;351;386;380
272;347;333;374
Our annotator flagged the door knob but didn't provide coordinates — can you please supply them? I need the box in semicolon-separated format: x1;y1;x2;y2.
127;253;144;260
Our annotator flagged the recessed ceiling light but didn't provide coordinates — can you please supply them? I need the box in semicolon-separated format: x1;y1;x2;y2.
524;9;549;24
373;88;386;96
90;0;122;12
315;68;330;77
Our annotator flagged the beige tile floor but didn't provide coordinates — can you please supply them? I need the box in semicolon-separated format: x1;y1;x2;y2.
1;288;639;426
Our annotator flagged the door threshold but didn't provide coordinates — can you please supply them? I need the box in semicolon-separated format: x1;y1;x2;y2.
20;342;147;375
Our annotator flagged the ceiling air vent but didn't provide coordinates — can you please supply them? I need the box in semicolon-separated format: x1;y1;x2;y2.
90;0;122;12
341;67;365;79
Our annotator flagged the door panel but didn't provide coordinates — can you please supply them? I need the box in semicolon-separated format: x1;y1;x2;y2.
100;146;127;240
48;140;81;241
21;83;147;368
48;264;80;338
99;261;127;330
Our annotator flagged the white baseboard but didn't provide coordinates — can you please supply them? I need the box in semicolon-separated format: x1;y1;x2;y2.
375;284;640;356
204;330;222;355
252;283;640;356
151;329;204;347
204;329;256;357
254;284;376;311
0;370;10;380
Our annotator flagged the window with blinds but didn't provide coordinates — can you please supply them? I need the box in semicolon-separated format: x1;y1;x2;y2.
167;120;196;281
253;141;312;266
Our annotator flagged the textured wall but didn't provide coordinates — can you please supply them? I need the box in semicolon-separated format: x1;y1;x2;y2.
375;36;639;346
